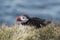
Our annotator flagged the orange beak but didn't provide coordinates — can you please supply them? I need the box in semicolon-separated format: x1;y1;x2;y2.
16;17;22;22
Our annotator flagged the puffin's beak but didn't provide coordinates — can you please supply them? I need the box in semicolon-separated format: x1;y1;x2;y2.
16;17;21;22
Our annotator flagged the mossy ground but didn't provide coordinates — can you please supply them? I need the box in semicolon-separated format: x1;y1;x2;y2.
0;22;60;40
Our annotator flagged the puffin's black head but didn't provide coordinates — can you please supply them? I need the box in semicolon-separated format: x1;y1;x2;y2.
23;14;30;19
16;15;29;23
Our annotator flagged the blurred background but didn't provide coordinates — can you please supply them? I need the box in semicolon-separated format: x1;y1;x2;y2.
0;0;60;25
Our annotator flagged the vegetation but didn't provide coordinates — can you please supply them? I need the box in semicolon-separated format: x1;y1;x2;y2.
0;23;60;40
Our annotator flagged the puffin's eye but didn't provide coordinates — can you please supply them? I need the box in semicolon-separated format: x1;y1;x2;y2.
23;17;25;19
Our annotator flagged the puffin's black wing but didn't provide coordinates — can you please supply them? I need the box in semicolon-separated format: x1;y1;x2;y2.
26;17;45;28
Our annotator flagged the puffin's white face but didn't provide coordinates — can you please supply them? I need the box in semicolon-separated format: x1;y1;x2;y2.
16;16;29;23
20;16;29;23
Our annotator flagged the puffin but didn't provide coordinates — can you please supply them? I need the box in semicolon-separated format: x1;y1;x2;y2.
16;15;51;28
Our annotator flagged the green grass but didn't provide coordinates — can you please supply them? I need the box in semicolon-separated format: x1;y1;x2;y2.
0;23;60;40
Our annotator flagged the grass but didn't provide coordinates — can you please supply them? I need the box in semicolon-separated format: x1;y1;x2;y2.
0;23;60;40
